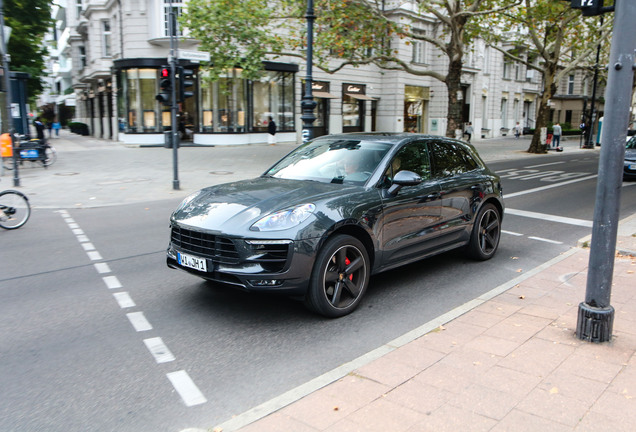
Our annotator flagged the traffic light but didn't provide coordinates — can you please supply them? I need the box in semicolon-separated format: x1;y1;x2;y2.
156;66;172;106
179;66;195;102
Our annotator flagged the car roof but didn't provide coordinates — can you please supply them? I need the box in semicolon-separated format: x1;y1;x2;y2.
313;132;476;150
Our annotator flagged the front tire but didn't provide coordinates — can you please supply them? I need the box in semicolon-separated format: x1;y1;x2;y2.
305;234;370;318
467;203;501;260
0;190;31;229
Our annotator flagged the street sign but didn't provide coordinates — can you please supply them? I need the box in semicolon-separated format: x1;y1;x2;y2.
178;50;210;62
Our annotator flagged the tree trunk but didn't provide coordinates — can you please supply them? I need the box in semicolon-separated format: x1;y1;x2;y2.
528;61;558;153
445;58;463;138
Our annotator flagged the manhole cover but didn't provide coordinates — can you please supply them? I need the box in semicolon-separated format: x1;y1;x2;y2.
55;172;80;176
210;171;233;175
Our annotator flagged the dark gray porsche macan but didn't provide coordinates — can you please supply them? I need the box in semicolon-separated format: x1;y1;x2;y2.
167;133;504;317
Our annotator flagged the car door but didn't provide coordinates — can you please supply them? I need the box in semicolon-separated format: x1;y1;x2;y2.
428;140;486;245
378;141;442;265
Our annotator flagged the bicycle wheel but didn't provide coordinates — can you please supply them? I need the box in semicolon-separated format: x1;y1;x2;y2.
0;190;31;229
43;146;57;167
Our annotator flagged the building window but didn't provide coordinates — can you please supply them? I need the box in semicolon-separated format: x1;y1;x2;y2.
568;74;575;95
501;99;508;129
411;29;427;65
163;0;185;37
118;68;162;133
102;20;112;57
76;0;82;20
78;46;87;69
503;59;512;80
251;71;295;133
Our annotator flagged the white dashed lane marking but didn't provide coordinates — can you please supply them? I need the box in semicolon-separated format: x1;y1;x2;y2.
56;210;206;407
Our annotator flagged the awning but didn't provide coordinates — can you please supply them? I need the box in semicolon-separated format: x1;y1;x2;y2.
345;93;377;101
312;91;338;99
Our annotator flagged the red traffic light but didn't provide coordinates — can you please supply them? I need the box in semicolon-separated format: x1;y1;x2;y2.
161;68;170;78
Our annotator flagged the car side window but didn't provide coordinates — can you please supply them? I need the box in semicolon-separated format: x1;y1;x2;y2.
430;142;478;178
384;142;431;183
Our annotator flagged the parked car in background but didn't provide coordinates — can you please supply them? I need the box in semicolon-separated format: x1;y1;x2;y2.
625;135;636;180
167;133;504;317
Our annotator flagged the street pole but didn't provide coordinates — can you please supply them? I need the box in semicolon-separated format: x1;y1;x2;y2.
300;0;316;143
576;0;636;342
0;0;19;186
168;1;179;190
584;16;603;149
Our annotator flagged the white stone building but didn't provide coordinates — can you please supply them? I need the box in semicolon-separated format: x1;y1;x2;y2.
43;0;545;146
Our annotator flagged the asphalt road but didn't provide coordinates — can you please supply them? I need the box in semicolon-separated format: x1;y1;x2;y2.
2;150;636;431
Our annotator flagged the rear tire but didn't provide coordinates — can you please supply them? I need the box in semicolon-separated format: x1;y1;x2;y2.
305;234;370;318
467;203;501;260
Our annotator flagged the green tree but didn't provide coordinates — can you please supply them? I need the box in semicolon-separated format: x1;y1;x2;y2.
181;0;518;138
480;0;611;153
4;0;53;101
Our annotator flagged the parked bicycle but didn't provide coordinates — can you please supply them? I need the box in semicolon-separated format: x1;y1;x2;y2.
0;182;31;229
1;135;57;170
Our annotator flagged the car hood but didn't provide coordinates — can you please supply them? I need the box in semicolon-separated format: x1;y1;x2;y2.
171;176;363;234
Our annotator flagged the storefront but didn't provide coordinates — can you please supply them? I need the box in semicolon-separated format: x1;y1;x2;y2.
114;59;298;145
342;83;375;133
404;85;430;133
302;80;338;138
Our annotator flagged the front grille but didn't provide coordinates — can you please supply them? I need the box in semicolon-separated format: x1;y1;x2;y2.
171;226;239;265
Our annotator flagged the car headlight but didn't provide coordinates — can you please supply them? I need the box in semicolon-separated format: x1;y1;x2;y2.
251;203;316;231
175;190;202;212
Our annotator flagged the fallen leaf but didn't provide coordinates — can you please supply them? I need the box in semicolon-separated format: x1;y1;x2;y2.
333;406;339;411
511;256;519;260
549;387;559;394
519;295;526;299
516;269;523;273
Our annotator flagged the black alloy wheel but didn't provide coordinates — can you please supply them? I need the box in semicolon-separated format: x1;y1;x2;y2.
305;234;370;318
467;203;501;260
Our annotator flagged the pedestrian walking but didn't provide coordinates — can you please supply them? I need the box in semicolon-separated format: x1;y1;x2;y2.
514;122;522;139
46;121;53;138
267;116;277;145
464;122;473;143
552;122;562;148
52;120;61;137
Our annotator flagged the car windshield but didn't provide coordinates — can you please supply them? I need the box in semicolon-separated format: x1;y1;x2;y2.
627;136;636;150
265;138;393;185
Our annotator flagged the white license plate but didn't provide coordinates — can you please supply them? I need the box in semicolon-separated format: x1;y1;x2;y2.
177;252;207;272
629;164;636;170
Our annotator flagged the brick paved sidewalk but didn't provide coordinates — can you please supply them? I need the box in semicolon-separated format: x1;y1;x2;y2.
217;221;636;432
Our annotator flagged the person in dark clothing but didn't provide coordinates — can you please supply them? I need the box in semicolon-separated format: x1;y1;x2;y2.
267;116;277;145
34;117;46;141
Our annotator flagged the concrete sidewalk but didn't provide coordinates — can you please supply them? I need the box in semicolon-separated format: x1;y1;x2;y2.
221;217;636;432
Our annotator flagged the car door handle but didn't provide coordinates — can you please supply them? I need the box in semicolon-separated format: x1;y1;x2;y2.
425;192;441;200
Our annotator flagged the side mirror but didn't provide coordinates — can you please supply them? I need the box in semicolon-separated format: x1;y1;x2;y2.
387;170;422;195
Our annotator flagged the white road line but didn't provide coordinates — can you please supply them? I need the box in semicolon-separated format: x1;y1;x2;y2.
144;337;175;363
167;371;207;407
72;228;85;235
64;217;75;223
528;236;563;244
81;242;96;251
524;161;566;168
505;174;598;198
128;312;153;332
94;263;111;274
502;230;523;236
113;292;136;309
87;250;103;261
76;235;90;243
68;223;79;229
103;275;122;289
505;208;593;227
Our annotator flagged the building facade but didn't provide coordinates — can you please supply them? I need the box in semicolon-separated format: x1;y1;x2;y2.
43;0;547;146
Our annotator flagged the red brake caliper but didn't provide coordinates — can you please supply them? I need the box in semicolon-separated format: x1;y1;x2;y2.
345;257;353;280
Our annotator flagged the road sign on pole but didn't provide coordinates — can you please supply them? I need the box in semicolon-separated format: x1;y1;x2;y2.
178;50;210;62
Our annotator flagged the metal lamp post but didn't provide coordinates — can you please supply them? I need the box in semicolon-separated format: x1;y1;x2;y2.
300;0;317;143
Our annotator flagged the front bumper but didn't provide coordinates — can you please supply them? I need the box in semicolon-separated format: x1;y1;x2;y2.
166;234;321;296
